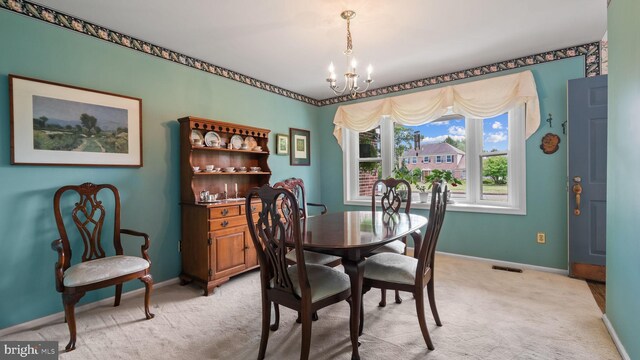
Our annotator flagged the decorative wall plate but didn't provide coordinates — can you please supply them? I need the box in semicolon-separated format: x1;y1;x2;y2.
244;136;257;149
230;135;244;149
191;130;204;143
204;131;221;147
540;133;561;154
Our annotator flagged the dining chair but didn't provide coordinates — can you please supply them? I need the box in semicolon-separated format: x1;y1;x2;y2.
245;185;352;360
360;181;448;350
273;177;341;267
370;178;422;306
51;183;154;351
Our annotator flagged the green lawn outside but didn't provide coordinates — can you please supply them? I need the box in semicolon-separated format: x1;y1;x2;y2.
411;180;508;195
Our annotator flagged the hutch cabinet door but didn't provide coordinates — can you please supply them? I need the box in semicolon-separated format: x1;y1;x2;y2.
244;226;258;268
211;226;248;279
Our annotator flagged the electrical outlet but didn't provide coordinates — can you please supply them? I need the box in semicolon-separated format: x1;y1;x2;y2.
536;232;546;244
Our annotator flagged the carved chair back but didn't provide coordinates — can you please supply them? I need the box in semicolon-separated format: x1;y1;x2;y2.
53;183;122;271
371;178;412;217
246;185;309;300
416;181;448;279
273;177;308;218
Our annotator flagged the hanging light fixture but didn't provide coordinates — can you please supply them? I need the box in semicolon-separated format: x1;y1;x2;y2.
327;10;373;98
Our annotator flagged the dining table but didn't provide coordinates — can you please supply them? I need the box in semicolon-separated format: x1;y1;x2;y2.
297;210;428;360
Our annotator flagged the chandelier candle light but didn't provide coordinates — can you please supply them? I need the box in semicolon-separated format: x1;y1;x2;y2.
327;10;373;98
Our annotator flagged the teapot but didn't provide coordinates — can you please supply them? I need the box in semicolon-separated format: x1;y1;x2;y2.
199;190;210;202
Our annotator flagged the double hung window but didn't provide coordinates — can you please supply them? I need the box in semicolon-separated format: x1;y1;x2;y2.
343;105;526;214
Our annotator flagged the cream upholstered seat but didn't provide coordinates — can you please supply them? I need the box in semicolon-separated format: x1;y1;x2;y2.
364;252;417;285
370;240;406;255
285;250;341;266
288;264;351;303
64;255;150;287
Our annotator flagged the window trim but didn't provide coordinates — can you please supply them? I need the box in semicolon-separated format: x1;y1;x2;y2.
343;106;526;215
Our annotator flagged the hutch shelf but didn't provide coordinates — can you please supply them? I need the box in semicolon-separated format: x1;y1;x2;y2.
178;116;271;295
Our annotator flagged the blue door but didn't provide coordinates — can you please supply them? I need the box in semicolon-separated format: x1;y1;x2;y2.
568;75;607;281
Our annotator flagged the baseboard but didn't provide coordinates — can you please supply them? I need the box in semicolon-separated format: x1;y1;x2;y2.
432;250;569;275
0;277;180;338
602;314;631;360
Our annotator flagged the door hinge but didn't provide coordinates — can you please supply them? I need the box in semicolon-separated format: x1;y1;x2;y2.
208;269;213;277
207;238;212;245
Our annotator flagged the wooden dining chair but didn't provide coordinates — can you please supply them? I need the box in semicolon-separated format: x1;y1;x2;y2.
273;177;341;267
51;183;154;351
360;181;448;350
370;178;422;306
245;185;352;360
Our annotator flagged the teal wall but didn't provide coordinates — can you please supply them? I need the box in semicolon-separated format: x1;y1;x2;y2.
0;11;321;329
318;58;584;270
606;0;640;358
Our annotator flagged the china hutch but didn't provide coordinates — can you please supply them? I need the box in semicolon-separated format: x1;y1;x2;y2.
178;116;271;295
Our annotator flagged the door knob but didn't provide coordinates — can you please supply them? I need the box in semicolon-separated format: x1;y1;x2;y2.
572;176;582;216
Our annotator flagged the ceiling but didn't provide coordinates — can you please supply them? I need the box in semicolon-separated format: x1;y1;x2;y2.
33;0;607;100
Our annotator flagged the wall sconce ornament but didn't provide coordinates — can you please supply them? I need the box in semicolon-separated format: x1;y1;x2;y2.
540;133;561;154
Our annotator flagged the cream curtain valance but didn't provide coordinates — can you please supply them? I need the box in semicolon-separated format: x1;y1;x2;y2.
333;70;540;147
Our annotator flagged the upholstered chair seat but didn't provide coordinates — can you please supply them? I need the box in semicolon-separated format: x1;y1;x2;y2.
64;256;151;287
364;252;418;285
285;250;342;267
288;264;351;303
370;240;406;255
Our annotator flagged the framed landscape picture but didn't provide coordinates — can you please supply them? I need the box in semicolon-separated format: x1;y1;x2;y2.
289;128;310;166
9;75;142;167
276;133;288;155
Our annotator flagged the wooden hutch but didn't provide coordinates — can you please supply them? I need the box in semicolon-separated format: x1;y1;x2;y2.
178;116;271;295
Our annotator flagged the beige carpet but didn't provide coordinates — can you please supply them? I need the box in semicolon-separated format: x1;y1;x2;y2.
2;254;619;359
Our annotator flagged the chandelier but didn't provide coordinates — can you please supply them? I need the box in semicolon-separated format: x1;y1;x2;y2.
326;10;373;98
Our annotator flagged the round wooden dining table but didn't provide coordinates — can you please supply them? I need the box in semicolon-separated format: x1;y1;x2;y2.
298;211;428;360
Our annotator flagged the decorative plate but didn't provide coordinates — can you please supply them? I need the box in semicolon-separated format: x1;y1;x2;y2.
204;131;221;147
230;135;244;149
190;130;204;143
244;136;257;150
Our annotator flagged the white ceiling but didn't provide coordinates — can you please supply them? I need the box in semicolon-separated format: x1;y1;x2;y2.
34;0;607;100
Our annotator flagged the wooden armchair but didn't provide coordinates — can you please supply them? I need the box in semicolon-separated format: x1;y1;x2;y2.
370;178;422;306
245;185;352;360
51;183;154;351
361;181;448;350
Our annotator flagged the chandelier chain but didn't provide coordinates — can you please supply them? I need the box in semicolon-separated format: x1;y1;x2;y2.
345;18;353;55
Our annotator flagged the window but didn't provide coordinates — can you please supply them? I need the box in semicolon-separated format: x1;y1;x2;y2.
343;106;526;214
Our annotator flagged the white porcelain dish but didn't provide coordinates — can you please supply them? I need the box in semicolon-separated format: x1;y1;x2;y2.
204;131;221;147
230;135;244;149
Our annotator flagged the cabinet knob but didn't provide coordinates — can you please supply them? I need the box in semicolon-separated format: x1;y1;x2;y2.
221;209;229;216
221;220;229;228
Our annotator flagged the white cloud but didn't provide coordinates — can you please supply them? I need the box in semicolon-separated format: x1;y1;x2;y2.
422;135;465;144
485;132;507;143
426;121;449;126
449;126;465;136
492;121;503;129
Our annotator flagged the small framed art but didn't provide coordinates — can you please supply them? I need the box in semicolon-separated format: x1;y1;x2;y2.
276;133;288;155
9;75;142;167
289;128;310;166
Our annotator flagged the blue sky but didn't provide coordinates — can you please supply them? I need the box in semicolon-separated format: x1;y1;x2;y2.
33;95;127;128
405;113;509;152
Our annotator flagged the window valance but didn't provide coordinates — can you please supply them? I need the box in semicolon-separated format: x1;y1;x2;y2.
333;70;540;147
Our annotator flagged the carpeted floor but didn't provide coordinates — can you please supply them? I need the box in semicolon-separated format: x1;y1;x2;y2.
1;254;620;359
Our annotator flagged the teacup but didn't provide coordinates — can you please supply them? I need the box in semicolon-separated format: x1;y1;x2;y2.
240;144;249;150
253;146;262;151
207;194;218;202
192;166;200;172
206;165;215;171
192;138;203;146
238;167;247;172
